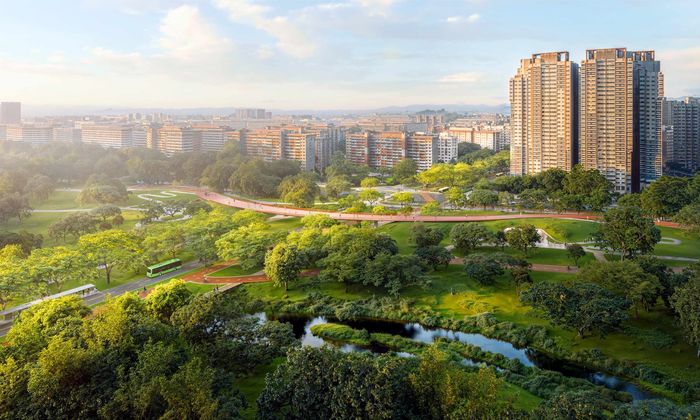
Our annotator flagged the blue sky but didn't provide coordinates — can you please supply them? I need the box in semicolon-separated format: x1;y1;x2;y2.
1;0;699;110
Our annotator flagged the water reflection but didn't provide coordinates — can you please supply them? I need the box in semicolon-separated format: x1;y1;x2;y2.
254;312;654;400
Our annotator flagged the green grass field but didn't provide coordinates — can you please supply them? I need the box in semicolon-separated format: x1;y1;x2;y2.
237;358;285;420
208;264;261;277
654;226;700;259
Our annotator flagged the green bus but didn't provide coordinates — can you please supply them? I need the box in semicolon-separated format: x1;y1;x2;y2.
146;258;182;278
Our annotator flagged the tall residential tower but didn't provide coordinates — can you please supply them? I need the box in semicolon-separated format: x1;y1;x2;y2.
579;48;663;193
509;52;578;175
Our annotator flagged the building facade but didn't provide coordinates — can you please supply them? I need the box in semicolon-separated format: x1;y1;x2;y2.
406;133;438;171
663;97;700;173
436;132;459;163
509;51;578;176
156;126;199;155
580;48;663;193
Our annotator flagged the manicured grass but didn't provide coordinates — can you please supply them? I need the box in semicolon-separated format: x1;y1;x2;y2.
0;210;142;246
267;217;303;233
478;246;596;267
479;218;599;243
29;190;92;210
237;357;285;420
654;227;700;260
208;265;261;277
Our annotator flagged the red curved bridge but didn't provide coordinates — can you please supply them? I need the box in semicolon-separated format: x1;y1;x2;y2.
174;187;680;227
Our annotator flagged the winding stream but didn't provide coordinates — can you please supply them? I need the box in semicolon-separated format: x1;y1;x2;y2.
253;312;655;400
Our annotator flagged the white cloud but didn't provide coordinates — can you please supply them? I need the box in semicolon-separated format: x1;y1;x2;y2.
446;13;480;24
257;44;274;59
214;0;316;59
158;5;232;60
353;0;399;16
438;72;482;83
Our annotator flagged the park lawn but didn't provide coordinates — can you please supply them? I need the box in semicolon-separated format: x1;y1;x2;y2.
267;217;303;233
238;357;285;420
208;264;261;277
29;190;92;210
479;218;599;243
379;222;453;254
0;210;143;246
477;246;596;267
654;226;700;260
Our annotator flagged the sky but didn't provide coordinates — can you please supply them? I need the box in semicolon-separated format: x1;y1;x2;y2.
1;0;699;111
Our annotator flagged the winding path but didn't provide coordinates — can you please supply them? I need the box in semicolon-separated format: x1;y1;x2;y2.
174;186;681;227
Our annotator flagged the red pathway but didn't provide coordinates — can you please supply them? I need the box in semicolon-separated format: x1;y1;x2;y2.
173;186;680;228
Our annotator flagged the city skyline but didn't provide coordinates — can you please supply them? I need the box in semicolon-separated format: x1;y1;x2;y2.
2;0;699;111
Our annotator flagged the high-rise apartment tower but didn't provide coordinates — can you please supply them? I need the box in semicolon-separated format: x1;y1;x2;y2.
509;52;579;175
579;48;663;193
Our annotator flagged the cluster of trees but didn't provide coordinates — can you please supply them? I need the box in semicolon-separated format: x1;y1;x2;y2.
0;282;296;418
411;224;452;271
416;151;509;190
440;165;615;213
522;255;700;345
258;345;514;419
0;168;51;224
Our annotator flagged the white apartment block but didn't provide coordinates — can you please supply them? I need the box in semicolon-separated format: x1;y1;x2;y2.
5;125;53;144
436;132;458;163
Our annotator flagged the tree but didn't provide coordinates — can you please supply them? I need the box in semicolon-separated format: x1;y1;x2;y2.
24;174;55;201
0;231;42;255
563;165;613;211
415;245;452;271
78;229;143;285
592;205;660;260
300;214;338;229
265;243;306;296
411;223;444;248
579;260;661;317
566;243;586;267
674;203;700;235
493;230;507;250
463;252;509;285
142;224;186;261
257;347;417;420
445;187;466;209
89;204;121;222
360;177;379;188
534;391;606;420
25;246;91;294
139;201;165;223
215;222;283;270
48;212;99;241
505;224;541;256
325;175;353;199
393;158;418;182
640;176;691;219
521;282;630;338
392;191;414;209
184;199;213;216
671;277;700;357
469;189;499;209
0;193;32;223
517;188;548;210
278;173;319;207
510;264;532;295
450;223;491;254
145;279;193;322
358;188;382;205
409;346;508;420
363;253;427;297
77;175;128;205
0;245;28;310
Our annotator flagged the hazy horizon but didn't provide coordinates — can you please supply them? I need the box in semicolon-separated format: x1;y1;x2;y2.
2;0;699;110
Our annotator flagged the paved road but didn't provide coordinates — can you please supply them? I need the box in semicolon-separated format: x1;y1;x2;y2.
172;186;681;227
0;261;202;337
